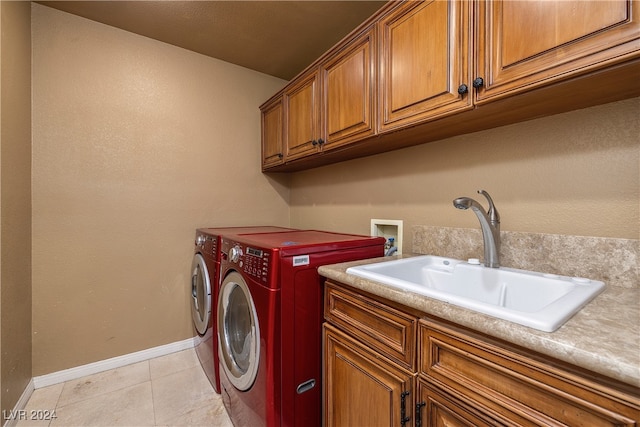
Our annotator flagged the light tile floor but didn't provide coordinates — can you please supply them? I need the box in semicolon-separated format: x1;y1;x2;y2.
17;349;233;427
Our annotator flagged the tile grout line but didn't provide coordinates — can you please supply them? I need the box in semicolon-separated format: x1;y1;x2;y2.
148;361;158;427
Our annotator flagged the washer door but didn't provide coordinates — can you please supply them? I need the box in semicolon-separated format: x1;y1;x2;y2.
191;253;211;335
217;271;260;391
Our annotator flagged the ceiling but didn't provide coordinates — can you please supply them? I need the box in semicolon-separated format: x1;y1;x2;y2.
38;1;387;81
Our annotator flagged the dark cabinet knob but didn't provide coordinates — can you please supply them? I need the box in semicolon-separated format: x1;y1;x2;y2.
457;84;468;95
317;138;325;146
277;153;283;159
311;139;318;146
473;77;484;88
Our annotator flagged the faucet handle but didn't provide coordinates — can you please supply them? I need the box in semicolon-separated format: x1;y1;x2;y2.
478;190;500;225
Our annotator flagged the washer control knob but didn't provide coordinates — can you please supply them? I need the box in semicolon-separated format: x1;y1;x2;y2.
195;235;206;246
229;246;243;263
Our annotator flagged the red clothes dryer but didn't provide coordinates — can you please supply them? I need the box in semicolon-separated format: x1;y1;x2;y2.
217;230;385;426
191;226;294;394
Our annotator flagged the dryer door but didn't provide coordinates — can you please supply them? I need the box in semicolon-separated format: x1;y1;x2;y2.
217;271;260;391
191;253;211;335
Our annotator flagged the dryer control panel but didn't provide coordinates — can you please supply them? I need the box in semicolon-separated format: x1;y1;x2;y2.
223;239;272;283
243;246;271;281
195;232;218;258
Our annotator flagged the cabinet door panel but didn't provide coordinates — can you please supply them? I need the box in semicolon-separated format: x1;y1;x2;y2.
323;27;376;148
476;0;640;102
324;324;414;427
284;71;320;160
325;282;416;371
417;380;504;427
261;97;284;169
379;0;472;131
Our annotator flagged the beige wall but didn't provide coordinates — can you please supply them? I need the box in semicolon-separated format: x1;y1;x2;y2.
289;97;640;246
0;0;32;415
31;4;288;376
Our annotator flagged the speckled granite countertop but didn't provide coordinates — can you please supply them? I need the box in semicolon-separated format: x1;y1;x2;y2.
319;255;640;388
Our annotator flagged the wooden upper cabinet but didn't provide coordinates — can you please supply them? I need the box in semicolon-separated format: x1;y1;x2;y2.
284;69;321;161
475;0;640;103
378;0;472;132
261;96;284;169
260;0;640;172
282;26;376;164
321;26;377;148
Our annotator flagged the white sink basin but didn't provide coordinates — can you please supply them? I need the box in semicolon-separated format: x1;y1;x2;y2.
346;256;605;332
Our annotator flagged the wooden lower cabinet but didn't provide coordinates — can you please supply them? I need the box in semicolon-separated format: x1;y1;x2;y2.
419;319;640;426
324;324;415;427
323;280;640;426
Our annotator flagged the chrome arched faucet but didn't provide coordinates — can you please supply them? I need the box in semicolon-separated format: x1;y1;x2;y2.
453;190;500;268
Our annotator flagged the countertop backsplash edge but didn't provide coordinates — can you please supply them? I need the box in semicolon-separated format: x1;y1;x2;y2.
412;226;639;289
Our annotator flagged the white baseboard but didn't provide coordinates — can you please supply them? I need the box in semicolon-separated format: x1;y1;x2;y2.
32;336;197;389
3;378;35;427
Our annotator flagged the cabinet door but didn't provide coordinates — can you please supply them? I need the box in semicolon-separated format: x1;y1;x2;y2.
284;70;321;161
379;0;472;132
321;26;376;149
416;380;505;427
260;96;284;169
324;324;415;427
476;0;640;103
